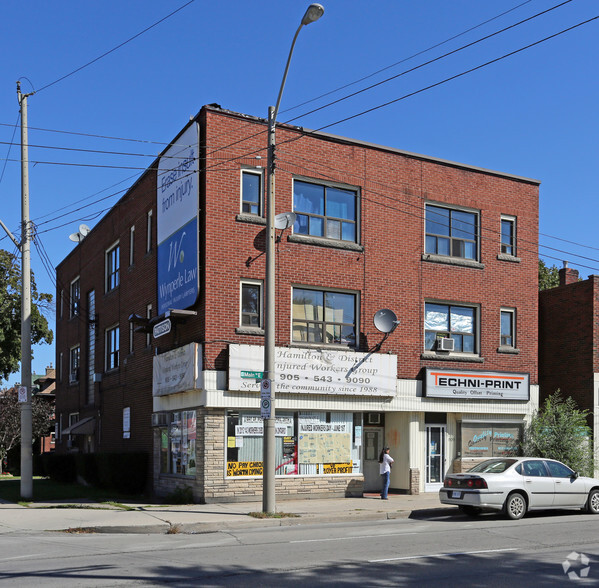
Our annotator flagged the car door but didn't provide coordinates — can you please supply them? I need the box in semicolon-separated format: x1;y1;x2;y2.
544;460;587;507
522;459;554;508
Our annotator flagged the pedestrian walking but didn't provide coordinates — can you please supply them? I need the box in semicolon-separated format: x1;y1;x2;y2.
379;446;394;499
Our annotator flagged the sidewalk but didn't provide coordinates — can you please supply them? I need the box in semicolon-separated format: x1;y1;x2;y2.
0;492;448;535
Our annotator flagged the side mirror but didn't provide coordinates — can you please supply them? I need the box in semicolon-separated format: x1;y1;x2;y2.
572;471;579;479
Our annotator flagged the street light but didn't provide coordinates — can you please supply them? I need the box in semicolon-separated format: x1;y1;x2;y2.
263;3;324;514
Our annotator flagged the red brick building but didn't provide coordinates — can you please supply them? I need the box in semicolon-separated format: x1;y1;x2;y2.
55;105;540;501
539;265;599;460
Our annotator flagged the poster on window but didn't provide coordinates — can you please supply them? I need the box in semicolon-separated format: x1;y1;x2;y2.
461;423;521;458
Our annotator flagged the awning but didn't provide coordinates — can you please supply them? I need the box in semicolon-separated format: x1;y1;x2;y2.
62;416;95;436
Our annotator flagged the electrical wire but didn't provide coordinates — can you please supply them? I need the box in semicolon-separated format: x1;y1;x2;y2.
35;1;196;94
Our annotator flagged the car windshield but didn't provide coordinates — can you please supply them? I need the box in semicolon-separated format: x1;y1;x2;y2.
468;459;517;473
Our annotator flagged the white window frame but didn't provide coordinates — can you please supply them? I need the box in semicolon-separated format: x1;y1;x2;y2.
69;345;80;383
500;215;516;256
240;280;263;328
146;209;153;253
293;178;359;243
425;203;479;261
240;169;263;216
424;300;480;354
291;286;358;347
129;225;135;266
146;304;152;347
70;277;80;318
500;307;516;348
105;241;120;292
105;324;120;371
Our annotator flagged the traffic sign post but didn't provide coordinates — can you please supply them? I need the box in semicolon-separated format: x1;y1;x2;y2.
260;379;272;419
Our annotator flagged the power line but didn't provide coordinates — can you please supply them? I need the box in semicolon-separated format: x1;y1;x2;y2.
35;1;196;94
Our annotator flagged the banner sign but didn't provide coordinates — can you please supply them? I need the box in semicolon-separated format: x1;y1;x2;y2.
424;368;529;400
157;123;200;315
152;343;202;397
228;344;397;396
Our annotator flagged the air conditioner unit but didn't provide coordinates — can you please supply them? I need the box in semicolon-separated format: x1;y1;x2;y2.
438;337;455;352
69;368;79;383
152;412;169;427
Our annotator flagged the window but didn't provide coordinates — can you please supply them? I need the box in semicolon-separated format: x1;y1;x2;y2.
501;309;515;347
129;321;134;355
459;423;521;458
129;225;135;266
226;411;361;477
523;460;549;477
70;278;80;318
501;216;516;256
425;302;476;353
106;242;120;292
146;210;153;253
60;289;64;319
159;410;197;476
146;304;152;347
241;170;262;215
69;345;80;383
293;180;357;242
241;281;262;327
292;288;356;346
545;460;575;478
425;204;478;260
87;291;96;405
106;325;120;371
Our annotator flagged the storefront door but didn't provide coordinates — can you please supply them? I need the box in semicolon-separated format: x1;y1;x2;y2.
363;427;384;492
425;425;446;492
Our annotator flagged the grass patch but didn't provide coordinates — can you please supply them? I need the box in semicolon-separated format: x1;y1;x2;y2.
248;511;300;519
0;476;142;505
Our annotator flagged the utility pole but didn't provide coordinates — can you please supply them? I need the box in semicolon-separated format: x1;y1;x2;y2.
17;81;33;500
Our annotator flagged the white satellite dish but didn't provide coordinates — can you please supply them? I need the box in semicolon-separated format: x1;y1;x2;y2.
274;212;296;230
68;224;91;243
79;224;91;237
68;232;82;243
373;309;399;334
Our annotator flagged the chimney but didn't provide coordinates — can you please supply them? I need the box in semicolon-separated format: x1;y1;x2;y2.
559;261;579;286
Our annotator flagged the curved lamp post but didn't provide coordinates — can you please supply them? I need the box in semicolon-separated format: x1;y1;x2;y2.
263;3;324;514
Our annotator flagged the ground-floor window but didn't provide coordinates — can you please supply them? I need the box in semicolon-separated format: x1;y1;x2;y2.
458;422;522;459
159;410;197;476
226;411;362;477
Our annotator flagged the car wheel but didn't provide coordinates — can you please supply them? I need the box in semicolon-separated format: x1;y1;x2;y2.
504;492;526;520
459;505;481;517
586;489;599;514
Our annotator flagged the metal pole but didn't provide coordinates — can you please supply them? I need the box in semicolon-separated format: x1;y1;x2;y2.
17;81;33;500
262;3;324;514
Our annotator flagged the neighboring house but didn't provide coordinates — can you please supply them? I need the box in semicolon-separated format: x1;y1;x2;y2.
539;265;599;463
55;105;540;502
33;366;56;455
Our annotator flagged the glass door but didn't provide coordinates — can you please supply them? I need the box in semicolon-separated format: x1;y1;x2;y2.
425;425;446;492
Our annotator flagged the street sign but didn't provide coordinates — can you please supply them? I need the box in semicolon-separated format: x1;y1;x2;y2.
260;379;272;419
17;386;27;403
153;318;172;339
241;370;264;379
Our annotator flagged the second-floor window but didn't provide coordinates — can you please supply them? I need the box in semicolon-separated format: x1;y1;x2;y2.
293;180;358;243
241;170;262;216
70;278;80;318
425;204;478;261
106;325;120;371
425;302;477;353
106;242;120;292
292;287;356;346
69;345;80;383
241;281;262;327
501;309;515;347
501;216;516;256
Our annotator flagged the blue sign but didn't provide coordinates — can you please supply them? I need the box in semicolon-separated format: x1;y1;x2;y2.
157;218;198;314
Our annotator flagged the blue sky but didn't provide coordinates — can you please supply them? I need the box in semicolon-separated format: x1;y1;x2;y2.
0;0;597;386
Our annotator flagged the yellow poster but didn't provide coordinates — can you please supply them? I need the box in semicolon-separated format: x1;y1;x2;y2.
227;461;263;476
321;463;353;474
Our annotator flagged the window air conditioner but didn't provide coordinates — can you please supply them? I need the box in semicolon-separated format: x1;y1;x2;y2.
69;368;79;383
438;337;455;352
152;412;169;427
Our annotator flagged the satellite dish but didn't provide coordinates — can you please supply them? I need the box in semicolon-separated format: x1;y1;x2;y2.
79;224;91;237
69;232;82;242
374;309;399;334
274;212;297;230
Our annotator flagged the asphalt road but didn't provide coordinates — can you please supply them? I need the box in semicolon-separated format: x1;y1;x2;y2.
0;509;597;586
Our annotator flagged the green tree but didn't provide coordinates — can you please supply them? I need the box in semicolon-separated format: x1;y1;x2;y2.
538;259;560;291
521;391;594;476
0;249;53;383
0;387;54;474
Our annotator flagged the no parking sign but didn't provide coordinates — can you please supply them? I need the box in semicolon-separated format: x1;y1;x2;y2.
260;379;272;419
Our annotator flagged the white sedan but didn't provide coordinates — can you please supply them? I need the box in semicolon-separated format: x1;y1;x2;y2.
439;457;599;520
